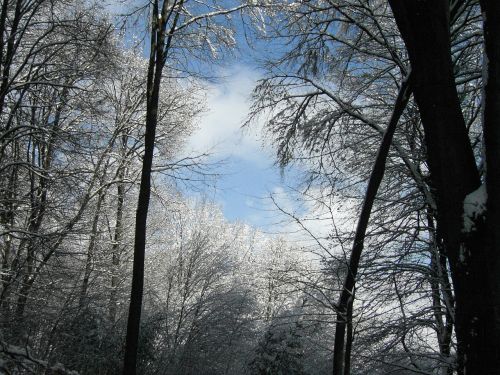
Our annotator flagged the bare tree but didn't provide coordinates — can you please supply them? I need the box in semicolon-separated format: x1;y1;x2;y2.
122;0;248;372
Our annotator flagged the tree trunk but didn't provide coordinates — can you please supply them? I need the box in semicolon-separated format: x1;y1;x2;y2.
332;72;412;375
109;161;125;323
388;1;499;372
427;212;454;375
121;61;161;375
0;0;22;116
80;190;105;309
122;2;166;373
479;0;500;371
342;291;353;375
122;1;184;372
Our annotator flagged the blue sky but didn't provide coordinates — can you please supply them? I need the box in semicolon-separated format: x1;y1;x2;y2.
181;63;350;243
103;1;345;239
183;64;299;230
103;1;297;231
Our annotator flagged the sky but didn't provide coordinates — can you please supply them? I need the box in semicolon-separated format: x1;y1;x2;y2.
103;1;345;241
183;65;299;231
181;64;353;244
101;1;304;234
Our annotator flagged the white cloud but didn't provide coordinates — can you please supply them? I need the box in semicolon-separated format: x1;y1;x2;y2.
180;64;354;251
179;65;356;261
185;66;272;164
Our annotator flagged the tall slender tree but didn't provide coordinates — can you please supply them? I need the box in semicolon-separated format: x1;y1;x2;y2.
123;1;179;372
122;0;246;372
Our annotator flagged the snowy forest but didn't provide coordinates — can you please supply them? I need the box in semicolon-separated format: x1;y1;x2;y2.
1;0;499;374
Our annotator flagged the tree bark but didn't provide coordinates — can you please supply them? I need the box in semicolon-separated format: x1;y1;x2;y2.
0;0;22;116
122;39;163;375
122;0;172;372
388;1;499;372
479;0;500;371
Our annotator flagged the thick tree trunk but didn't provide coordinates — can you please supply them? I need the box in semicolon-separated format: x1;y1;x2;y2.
0;0;22;116
332;73;412;375
0;151;18;315
479;0;500;371
388;1;499;373
342;292;353;375
427;213;454;375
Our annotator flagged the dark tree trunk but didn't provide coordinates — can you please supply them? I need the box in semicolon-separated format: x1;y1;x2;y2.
427;212;455;375
0;0;22;116
388;1;499;373
342;291;353;375
332;73;412;375
122;0;180;372
479;0;500;371
122;33;164;375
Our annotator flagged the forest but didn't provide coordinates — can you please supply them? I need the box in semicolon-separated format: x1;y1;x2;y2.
0;0;499;374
